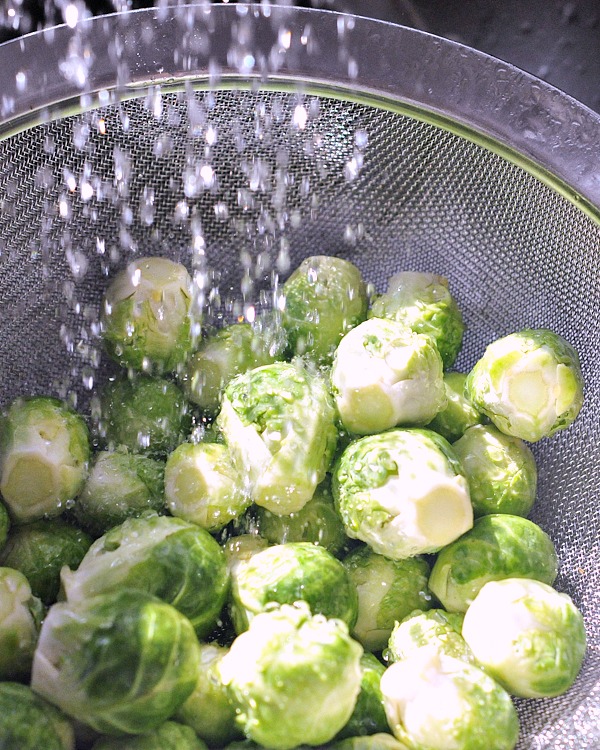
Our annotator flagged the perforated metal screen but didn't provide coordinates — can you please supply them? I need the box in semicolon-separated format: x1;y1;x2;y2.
0;89;598;749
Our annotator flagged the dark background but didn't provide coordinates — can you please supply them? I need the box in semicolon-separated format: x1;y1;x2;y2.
1;0;599;113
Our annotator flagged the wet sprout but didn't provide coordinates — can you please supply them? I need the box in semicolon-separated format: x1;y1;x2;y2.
369;271;464;369
331;317;446;435
451;424;538;517
0;396;90;524
0;566;44;680
101;256;194;374
90;721;208;749
0;682;75;750
462;578;587;698
426;372;484;443
281;255;369;364
465;328;584;442
335;652;389;741
217;361;338;515
164;442;250;532
333;429;472;559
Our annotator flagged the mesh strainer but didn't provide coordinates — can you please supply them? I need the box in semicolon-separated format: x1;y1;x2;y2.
0;5;599;749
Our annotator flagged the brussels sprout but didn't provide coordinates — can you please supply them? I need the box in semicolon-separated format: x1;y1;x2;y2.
342;546;433;652
91;721;208;750
101;256;194;374
73;450;165;537
31;589;201;735
176;643;244;747
281;255;369;363
61;514;229;638
218;602;363;749
0;682;75;750
180;321;285;413
331;318;446;435
252;478;348;556
0;519;92;605
426;372;484;443
335;652;389;740
465;328;584;442
380;648;519;750
369;271;464;369
428;514;558;613
452;424;537;517
462;578;587;698
230;541;358;633
217;361;338;515
165;442;250;532
333;429;472;560
0;500;9;550
223;532;271;576
0;396;90;524
99;374;192;458
331;734;409;750
0;566;44;679
385;609;475;665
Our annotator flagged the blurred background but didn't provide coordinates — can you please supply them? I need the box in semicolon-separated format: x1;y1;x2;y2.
0;0;598;113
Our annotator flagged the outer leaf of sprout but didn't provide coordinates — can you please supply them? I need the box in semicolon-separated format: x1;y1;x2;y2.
369;271;464;369
331;318;446;435
0;682;75;750
0;396;89;524
333;429;472;559
90;721;208;749
334;652;389;741
462;578;587;698
465;328;584;442
0;566;44;679
385;609;475;666
427;372;484;443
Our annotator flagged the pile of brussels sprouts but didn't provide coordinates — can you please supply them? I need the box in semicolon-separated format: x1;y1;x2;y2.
0;254;587;750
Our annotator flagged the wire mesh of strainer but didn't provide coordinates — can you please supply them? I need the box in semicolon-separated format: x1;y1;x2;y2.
0;5;599;749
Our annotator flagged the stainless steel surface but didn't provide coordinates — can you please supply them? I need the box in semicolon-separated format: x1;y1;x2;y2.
0;6;598;748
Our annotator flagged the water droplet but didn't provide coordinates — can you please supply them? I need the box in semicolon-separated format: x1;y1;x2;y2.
292;105;308;130
15;71;27;92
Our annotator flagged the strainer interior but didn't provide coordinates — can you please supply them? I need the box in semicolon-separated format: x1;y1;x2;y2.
0;7;598;749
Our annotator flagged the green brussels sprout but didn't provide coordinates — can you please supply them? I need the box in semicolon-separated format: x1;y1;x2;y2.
342;546;433;652
385;609;475;665
335;652;389;740
462;578;587;698
180;321;285;414
0;396;90;524
281;255;369;363
465;328;584;442
369;271;464;369
331;734;410;750
101;256;194;374
428;514;558;613
61;514;229;638
223;532;271;576
218;602;363;749
0;682;75;750
0;501;9;550
230;541;358;633
90;721;208;750
252;478;348;556
380;648;519;750
31;589;201;735
176;643;244;747
426;372;484;443
165;442;250;532
217;361;338;515
451;424;537;517
73;450;165;537
99;374;192;458
0;566;44;679
0;519;92;605
333;429;472;560
331;318;446;435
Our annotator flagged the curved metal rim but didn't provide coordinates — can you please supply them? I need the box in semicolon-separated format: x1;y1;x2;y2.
1;4;599;216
